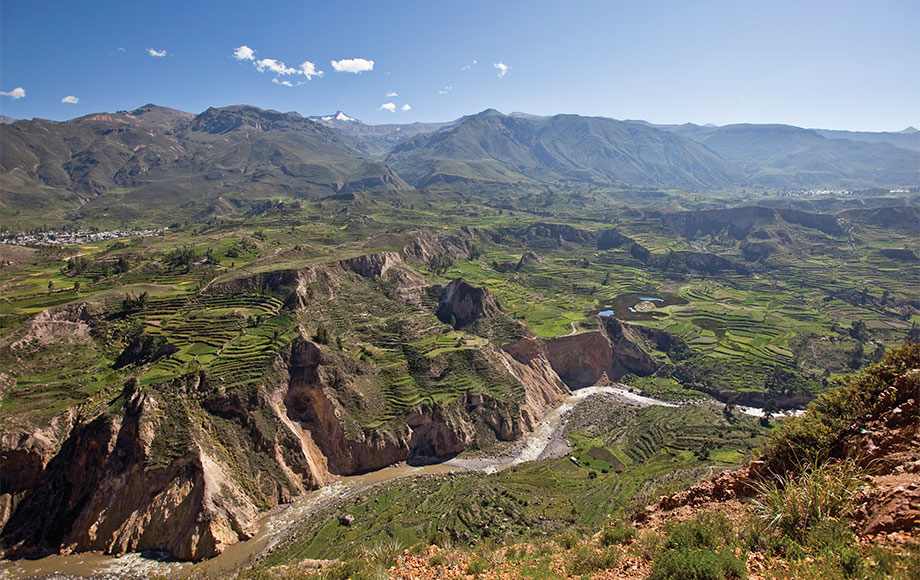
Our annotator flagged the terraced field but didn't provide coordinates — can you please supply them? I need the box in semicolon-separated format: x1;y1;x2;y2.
135;293;291;387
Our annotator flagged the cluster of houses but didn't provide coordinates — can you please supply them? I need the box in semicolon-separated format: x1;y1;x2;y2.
779;189;853;197
0;228;165;246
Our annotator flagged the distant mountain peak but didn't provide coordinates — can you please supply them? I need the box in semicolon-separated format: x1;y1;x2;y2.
321;111;357;122
899;126;919;134
311;111;372;126
124;103;194;119
509;112;548;120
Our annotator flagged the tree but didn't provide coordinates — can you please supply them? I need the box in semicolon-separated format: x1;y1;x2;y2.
849;320;868;342
723;393;741;422
73;280;81;294
848;341;864;369
313;324;330;345
122;291;149;311
908;322;920;342
114;256;130;274
761;398;778;427
47;280;54;295
765;364;795;395
430;252;454;275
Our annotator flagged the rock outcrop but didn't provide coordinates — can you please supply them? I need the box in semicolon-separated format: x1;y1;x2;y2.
436;278;503;329
521;222;595;245
596;227;632;250
1;323;570;561
340;251;426;301
515;251;542;271
498;338;570;430
400;231;471;264
2;303;93;350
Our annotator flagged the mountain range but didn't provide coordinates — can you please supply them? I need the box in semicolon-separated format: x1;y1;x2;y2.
1;104;917;225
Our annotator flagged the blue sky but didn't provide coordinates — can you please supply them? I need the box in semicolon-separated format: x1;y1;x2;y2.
1;0;918;131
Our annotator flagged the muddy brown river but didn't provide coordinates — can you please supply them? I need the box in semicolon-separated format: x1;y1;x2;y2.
0;385;677;579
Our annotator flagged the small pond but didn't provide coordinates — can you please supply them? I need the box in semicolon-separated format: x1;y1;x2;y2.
594;292;688;321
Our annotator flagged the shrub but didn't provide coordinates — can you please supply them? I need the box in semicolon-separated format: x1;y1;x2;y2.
650;512;745;580
600;521;637;546
313;324;330;345
356;537;405;574
664;512;736;552
567;544;620;575
428;552;446;566
650;548;746;580
466;556;488;575
554;530;580;550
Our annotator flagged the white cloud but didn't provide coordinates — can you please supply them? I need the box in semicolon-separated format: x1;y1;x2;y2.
148;48;167;57
379;102;396;112
386;91;398;97
233;45;256;61
438;85;452;94
401;104;411;112
61;95;79;104
0;87;25;99
233;46;323;82
494;61;510;78
461;59;478;71
299;61;321;79
331;58;374;74
117;47;126;53
256;58;298;75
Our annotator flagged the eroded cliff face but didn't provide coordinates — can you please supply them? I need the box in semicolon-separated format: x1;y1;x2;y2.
498;338;570;431
542;317;662;388
280;337;565;470
1;386;268;561
339;252;426;303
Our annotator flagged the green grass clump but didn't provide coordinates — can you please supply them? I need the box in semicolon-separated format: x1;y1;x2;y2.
749;458;862;541
650;511;746;580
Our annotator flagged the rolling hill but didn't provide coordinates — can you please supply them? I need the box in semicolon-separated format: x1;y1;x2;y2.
657;122;920;187
386;109;743;190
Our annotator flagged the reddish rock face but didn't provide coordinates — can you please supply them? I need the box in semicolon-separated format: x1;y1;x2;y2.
543;332;615;388
863;483;920;535
542;317;659;389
